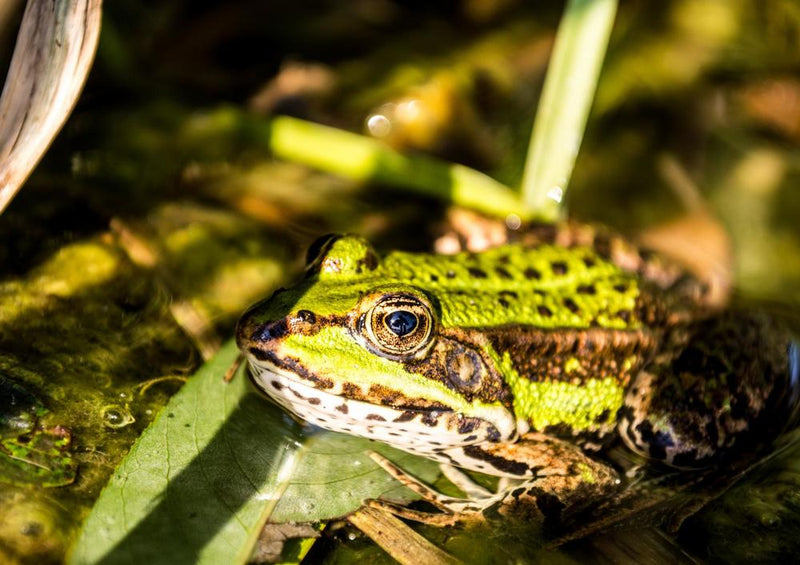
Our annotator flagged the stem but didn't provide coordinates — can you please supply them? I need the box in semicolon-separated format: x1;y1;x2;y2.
265;115;529;220
520;0;617;220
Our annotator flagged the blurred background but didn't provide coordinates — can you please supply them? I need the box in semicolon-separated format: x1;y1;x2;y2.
1;1;800;563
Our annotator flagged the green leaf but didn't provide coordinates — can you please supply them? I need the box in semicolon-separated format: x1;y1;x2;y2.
271;427;440;523
69;340;439;565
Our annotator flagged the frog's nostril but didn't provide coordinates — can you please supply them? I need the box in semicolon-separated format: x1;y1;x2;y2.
252;320;288;342
295;310;317;324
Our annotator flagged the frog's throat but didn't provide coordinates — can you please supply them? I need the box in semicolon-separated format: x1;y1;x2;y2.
247;358;519;460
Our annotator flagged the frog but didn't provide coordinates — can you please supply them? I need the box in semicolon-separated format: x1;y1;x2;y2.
236;222;800;523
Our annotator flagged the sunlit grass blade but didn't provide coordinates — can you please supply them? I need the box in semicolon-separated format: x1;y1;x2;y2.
262;115;529;220
520;0;617;220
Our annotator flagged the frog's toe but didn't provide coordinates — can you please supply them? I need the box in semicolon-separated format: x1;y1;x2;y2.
439;464;493;498
365;498;475;526
368;451;506;517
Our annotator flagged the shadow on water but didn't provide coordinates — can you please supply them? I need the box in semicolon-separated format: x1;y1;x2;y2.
95;391;297;565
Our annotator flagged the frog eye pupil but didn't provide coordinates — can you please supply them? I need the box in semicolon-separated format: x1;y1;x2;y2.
385;311;417;337
362;292;435;359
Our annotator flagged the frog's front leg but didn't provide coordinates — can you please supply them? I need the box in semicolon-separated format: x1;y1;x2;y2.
370;433;620;525
619;311;800;468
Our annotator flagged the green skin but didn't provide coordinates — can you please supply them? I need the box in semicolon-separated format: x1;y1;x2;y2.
237;224;799;515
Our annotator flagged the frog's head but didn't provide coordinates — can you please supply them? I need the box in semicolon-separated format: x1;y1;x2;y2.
236;235;518;458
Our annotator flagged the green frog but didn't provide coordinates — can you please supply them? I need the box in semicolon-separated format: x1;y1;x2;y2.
236;223;800;519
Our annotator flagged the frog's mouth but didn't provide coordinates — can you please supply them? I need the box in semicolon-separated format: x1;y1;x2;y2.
245;356;517;458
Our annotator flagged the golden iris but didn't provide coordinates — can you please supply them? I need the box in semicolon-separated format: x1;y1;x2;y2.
361;293;434;359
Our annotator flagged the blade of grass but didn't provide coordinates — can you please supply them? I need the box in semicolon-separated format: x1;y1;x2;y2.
520;0;617;220
261;115;529;221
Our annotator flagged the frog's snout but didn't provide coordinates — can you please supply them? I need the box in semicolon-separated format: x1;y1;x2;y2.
251;320;289;343
236;307;323;355
235;312;286;356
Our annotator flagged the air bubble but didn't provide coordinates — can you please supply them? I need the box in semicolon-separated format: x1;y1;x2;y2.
547;186;564;203
505;213;522;230
102;405;135;429
366;113;392;137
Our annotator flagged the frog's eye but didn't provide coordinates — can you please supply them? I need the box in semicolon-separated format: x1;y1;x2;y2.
361;293;434;359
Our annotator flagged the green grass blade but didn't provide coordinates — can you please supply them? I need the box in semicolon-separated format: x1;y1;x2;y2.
263;115;529;220
520;0;617;220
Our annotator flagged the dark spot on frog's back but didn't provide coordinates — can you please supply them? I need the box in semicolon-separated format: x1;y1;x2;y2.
467;267;488;279
356;252;378;273
551;261;568;275
563;298;580;314
524;267;541;280
542;422;577;438
495;266;512;279
537;305;552;317
577;284;596;295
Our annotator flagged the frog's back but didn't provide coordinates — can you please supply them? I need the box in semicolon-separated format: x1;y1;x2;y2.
385;236;696;332
378;227;706;442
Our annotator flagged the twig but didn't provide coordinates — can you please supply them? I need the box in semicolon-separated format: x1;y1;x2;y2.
0;0;102;214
